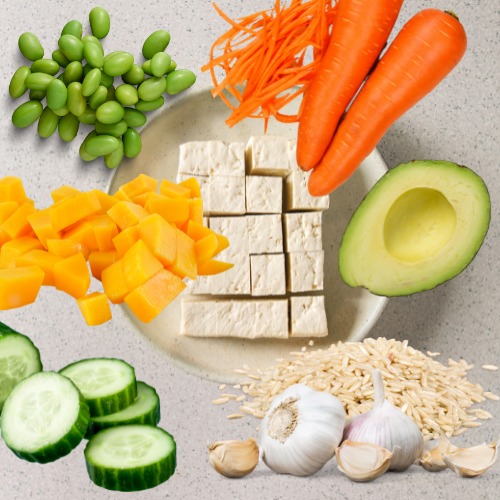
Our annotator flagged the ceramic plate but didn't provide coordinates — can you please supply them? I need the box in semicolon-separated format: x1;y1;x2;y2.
108;86;388;383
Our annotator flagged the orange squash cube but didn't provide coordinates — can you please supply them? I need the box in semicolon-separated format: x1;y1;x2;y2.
112;225;140;256
107;201;149;230
86;215;119;251
0;177;27;204
124;269;186;323
92;190;118;213
186;220;230;255
50;185;81;203
122;239;163;290
46;238;89;259
0;266;44;310
0;201;19;222
49;191;101;231
27;209;62;248
77;292;112;326
145;196;189;225
159;179;191;199
178;177;201;198
101;259;129;304
63;221;99;252
138;214;177;267
197;258;234;276
88;250;118;280
188;198;204;224
2;202;36;239
15;249;62;286
0;236;43;268
53;252;90;298
118;173;158;200
168;230;197;280
194;234;219;266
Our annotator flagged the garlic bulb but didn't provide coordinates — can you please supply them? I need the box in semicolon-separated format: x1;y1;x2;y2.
443;440;498;478
343;369;424;471
258;384;345;476
208;438;259;478
336;440;393;482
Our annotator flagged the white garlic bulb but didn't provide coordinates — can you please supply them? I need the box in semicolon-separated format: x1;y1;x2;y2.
343;369;424;471
258;384;345;476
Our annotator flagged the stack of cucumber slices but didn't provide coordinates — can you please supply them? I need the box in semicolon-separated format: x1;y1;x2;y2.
0;321;176;492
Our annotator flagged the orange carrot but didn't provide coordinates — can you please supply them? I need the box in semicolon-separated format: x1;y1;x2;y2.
297;0;404;171
308;9;467;196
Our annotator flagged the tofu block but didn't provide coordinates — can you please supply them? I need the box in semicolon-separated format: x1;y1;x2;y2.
250;254;286;296
285;140;330;211
210;142;245;176
287;251;324;292
245;176;282;214
180;299;219;336
290;296;328;337
178;141;211;176
245;135;291;177
185;275;212;295
247;214;283;254
283;212;322;252
209;254;250;295
209;216;248;257
209;175;246;215
215;300;255;338
254;300;289;338
176;173;210;213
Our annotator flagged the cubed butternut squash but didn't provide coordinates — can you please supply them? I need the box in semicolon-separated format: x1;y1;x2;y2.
159;179;191;199
88;249;119;280
49;191;101;231
46;238;89;259
0;176;27;204
122;239;163;290
15;249;62;286
0;201;19;222
76;292;112;326
132;191;164;208
186;220;230;255
53;252;90;298
63;220;99;252
112;225;140;256
0;266;45;310
138;214;177;267
92;190;118;213
0;236;43;268
168;230;197;280
178;177;201;198
188;198;204;224
124;269;186;323
50;185;81;203
144;196;189;225
86;215;119;252
197;258;234;276
2;202;36;239
194;234;219;266
101;259;129;304
27;209;62;248
118;173;158;199
107;201;149;230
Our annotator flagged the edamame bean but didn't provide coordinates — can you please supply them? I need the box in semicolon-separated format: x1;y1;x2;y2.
135;96;164;112
12;100;43;128
151;52;171;77
64;61;83;84
138;76;166;102
81;35;100;45
142;30;170;59
123;128;142;158
141;60;153;76
52;49;70;68
25;72;54;91
94;119;127;137
100;71;114;88
167;59;177;73
61;20;83;39
115;84;139;106
29;89;46;101
58;112;79;142
46;78;68;111
96;101;124;124
82;68;102;97
37;106;59;138
89;7;111;39
165;69;196;95
85;134;120;156
31;58;60;76
104;139;124;168
18;32;44;61
79;131;97;162
53;105;69;117
89;85;108;109
9;66;31;98
122;64;145;85
67;81;86;116
106;85;116;102
78;106;97;125
58;34;84;61
123;107;147;128
83;40;104;69
103;51;134;77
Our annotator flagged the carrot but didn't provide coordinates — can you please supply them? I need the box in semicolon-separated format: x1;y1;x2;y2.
297;0;404;171
308;9;467;196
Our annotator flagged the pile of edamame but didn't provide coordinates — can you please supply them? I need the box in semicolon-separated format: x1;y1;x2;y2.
9;6;196;169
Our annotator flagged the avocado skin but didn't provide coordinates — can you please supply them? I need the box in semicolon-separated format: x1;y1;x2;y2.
338;160;490;296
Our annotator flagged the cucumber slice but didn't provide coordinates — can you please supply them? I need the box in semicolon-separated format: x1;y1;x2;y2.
85;424;176;491
86;381;160;438
0;371;89;463
60;358;137;417
0;322;43;413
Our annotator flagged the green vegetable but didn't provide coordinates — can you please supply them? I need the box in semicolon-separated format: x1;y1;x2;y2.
82;68;102;97
142;30;170;59
58;34;84;61
18;32;44;61
167;59;177;73
89;7;111;39
150;52;171;77
123;107;147;128
67;82;86;116
99;71;114;88
9;66;31;98
84;134;121;157
25;72;54;91
37;106;60;137
83;40;104;68
81;34;101;45
46;78;68;111
137;76;167;102
135;96;164;112
12;100;43;128
51;49;70;68
58;112;80;142
61;20;83;39
64;60;84;84
115;84;139;106
122;64;145;85
103;51;134;77
96;100;124;124
31;58;60;76
53;105;69;117
0;322;42;413
95;119;127;137
88;85;108;109
29;89;46;101
104;139;124;168
79;130;97;161
141;59;153;76
165;69;196;95
123;127;142;158
0;371;90;463
78;107;97;125
84;425;176;491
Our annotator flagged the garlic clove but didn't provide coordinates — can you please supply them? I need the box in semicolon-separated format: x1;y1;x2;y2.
208;438;260;478
442;439;498;478
336;440;393;482
417;435;455;472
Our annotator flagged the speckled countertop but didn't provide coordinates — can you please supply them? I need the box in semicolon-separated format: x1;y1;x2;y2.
0;0;498;498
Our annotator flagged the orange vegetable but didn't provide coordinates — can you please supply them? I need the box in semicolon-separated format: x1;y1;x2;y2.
0;266;45;310
178;177;201;198
2;202;36;239
121;239;163;290
138;214;177;267
0;201;19;222
48;191;101;231
145;196;189;226
88;250;118;280
77;292;112;326
51;185;81;203
27;209;62;248
168;230;197;280
0;177;27;204
195;233;219;266
16;249;62;286
86;215;119;252
107;200;149;230
63;220;99;252
53;252;90;298
116;173;158;200
46;238;89;259
188;198;204;225
186;220;229;255
197;258;234;276
297;0;404;171
124;269;186;323
101;259;130;304
112;225;141;256
0;236;43;268
92;190;118;212
309;9;467;195
159;179;191;199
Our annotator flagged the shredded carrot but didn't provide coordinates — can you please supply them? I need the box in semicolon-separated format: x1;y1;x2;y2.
201;0;337;129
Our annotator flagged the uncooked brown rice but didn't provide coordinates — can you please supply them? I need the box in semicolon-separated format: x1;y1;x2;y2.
214;338;498;440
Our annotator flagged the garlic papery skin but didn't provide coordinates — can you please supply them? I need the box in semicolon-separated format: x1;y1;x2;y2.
417;436;455;472
443;440;498;478
208;438;259;478
336;440;393;482
343;369;424;471
258;384;345;476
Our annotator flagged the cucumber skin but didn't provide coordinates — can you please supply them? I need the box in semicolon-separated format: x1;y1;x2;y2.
85;426;176;492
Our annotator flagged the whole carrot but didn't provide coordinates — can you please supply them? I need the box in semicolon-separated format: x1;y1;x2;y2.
308;9;467;196
296;0;404;171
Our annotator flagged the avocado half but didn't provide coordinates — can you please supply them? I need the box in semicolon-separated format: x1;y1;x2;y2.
338;160;490;296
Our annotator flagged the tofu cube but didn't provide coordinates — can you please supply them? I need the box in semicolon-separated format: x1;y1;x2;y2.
209;216;248;258
283;212;322;252
178;141;211;176
245;136;291;177
287;251;324;292
216;300;255;338
185;275;212;295
209;176;246;215
247;214;283;254
210;142;245;176
254;300;289;339
285;140;330;211
250;254;286;296
245;176;282;214
176;173;210;213
180;299;218;336
289;296;328;338
209;254;250;295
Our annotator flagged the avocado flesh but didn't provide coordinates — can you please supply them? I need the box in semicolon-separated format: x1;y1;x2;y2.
339;160;490;296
